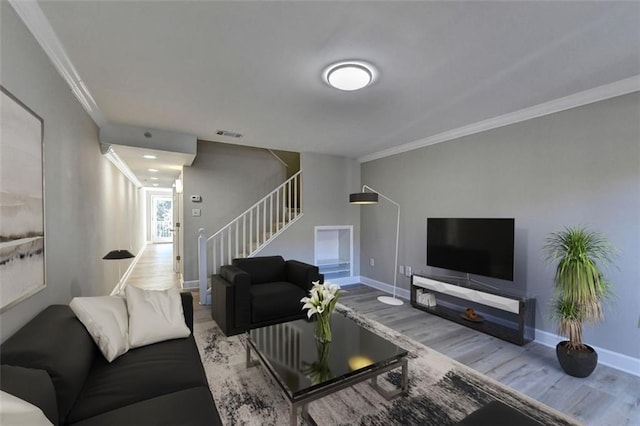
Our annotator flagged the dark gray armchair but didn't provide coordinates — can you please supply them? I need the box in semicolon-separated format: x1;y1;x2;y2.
211;256;324;336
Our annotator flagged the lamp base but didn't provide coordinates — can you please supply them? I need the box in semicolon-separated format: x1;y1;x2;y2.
377;295;404;306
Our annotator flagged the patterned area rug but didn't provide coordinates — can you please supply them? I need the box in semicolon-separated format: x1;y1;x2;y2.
194;304;581;426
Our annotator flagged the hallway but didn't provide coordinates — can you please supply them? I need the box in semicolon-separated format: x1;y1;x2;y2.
126;243;181;291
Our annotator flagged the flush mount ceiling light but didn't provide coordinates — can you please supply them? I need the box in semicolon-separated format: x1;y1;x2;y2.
324;61;376;91
148;168;158;172
143;154;156;159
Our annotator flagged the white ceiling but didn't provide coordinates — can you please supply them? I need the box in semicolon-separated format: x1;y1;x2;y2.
36;1;640;170
110;144;192;189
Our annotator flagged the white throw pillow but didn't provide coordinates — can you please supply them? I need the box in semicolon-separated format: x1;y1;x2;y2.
70;295;130;362
125;285;190;348
0;391;53;426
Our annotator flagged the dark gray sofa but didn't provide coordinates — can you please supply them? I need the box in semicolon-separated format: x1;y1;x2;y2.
211;256;323;336
0;292;222;426
456;401;544;426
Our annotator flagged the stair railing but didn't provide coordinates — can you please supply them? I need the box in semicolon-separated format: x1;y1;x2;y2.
198;171;302;304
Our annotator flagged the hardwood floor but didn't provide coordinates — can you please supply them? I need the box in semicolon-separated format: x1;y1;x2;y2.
126;243;181;290
340;284;640;426
126;245;639;426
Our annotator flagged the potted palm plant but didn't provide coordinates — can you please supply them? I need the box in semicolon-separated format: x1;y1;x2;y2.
544;226;616;378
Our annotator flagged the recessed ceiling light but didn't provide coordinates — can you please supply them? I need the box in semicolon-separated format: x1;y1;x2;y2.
324;61;375;91
143;154;157;159
152;184;159;187
148;168;158;172
150;177;158;180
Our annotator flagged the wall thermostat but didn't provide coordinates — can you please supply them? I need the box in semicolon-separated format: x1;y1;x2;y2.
190;195;202;202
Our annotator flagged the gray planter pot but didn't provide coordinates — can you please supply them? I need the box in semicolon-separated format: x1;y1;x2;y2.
556;341;598;378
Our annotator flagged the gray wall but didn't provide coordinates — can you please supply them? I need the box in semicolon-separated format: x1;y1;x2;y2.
360;92;640;358
181;141;287;281
260;152;361;276
1;3;144;341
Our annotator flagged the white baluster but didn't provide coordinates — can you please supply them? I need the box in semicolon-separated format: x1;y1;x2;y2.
249;209;253;254
262;199;267;244
294;174;298;218
198;228;207;305
235;221;239;258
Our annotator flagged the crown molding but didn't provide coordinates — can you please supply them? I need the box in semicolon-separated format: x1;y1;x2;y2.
9;0;106;126
359;75;640;163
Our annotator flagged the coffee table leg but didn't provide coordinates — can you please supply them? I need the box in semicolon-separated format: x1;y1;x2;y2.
401;359;408;392
370;358;408;400
246;341;259;368
290;403;297;426
289;402;317;426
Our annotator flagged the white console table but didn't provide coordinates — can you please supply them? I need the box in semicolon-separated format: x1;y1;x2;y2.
411;274;535;345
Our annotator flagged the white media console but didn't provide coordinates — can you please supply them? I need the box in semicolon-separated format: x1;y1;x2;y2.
411;274;536;345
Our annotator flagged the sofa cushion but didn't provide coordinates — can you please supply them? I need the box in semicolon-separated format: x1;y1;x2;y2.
250;281;307;323
286;259;321;290
233;256;286;284
67;387;222;426
0;306;97;425
125;286;191;348
66;336;208;423
0;365;58;425
0;390;53;426
69;296;130;362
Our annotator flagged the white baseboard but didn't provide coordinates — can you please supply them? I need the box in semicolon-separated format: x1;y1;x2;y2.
358;276;410;300
182;279;199;290
358;276;639;377
534;329;640;377
327;276;361;286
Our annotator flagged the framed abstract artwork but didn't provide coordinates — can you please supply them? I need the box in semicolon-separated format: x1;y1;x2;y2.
0;85;45;312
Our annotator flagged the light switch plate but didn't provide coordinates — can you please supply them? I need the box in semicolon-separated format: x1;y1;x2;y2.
405;266;412;276
370;258;375;267
192;208;201;217
399;265;405;275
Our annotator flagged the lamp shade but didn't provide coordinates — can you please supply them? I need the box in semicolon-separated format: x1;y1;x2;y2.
349;192;379;204
103;249;135;260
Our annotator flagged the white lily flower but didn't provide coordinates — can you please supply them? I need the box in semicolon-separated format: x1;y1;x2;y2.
301;280;345;319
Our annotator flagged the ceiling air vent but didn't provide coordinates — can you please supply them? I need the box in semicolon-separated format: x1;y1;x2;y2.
216;130;243;138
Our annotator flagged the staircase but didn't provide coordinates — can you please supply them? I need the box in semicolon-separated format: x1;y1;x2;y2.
197;171;302;304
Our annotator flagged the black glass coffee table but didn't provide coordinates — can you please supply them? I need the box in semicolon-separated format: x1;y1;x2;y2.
246;311;409;425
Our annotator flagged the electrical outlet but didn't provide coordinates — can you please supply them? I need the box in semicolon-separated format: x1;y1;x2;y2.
399;265;405;275
405;266;412;276
191;208;201;217
370;258;375;267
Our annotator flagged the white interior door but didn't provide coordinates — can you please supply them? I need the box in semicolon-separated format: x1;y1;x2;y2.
151;195;173;243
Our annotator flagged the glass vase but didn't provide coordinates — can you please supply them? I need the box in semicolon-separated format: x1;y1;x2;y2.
314;313;332;343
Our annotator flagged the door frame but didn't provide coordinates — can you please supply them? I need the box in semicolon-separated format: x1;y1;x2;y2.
150;194;173;244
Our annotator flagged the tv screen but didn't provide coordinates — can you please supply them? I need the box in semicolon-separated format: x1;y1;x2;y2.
427;218;514;281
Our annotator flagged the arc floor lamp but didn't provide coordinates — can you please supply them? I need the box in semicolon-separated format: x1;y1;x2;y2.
103;249;135;293
350;185;403;306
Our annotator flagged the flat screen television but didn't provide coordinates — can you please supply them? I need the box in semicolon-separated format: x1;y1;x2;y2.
427;218;514;281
